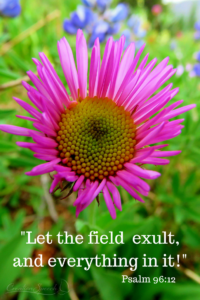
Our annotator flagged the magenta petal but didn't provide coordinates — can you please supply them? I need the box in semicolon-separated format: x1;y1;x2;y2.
30;131;58;148
13;97;42;120
108;36;125;99
130;149;154;163
73;175;85;192
115;42;135;95
162;104;196;121
89;44;99;98
103;185;117;219
33;122;57;137
49;175;61;193
57;37;79;100
0;125;31;136
107;181;122;211
117;170;150;192
110;176;145;203
141;157;170;165
135;122;165;149
54;165;71;172
26;158;61;176
73;181;98;206
76;30;88;99
97;37;113;98
27;70;53;103
34;154;57;161
79;181;99;205
58;171;78;182
38;52;70;107
16;115;37;122
151;150;181;157
125;163;161;179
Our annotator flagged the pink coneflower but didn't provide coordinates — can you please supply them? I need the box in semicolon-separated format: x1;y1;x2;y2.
0;30;195;219
151;4;162;16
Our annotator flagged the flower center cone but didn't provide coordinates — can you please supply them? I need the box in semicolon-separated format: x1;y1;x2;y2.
56;97;136;181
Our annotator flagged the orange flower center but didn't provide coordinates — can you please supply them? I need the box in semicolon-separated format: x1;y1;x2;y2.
56;97;136;181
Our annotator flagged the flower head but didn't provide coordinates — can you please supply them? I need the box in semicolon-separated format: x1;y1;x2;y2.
194;21;200;40
151;4;162;16
122;15;146;49
194;21;200;31
0;0;21;18
0;30;195;219
176;65;184;77
63;1;127;47
170;40;177;51
195;51;200;63
189;51;200;77
63;5;96;35
105;3;129;23
193;64;200;77
194;31;200;40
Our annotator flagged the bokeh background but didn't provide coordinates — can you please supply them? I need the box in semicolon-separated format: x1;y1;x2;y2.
0;0;200;299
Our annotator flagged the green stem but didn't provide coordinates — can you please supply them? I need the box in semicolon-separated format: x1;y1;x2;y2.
88;199;96;226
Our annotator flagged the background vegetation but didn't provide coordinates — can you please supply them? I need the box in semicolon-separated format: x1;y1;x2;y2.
0;0;200;299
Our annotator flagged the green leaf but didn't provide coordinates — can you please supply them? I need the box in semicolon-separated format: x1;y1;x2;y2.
0;69;19;79
182;225;200;248
91;266;131;300
161;283;200;300
0;222;38;295
0;109;16;119
0;140;18;152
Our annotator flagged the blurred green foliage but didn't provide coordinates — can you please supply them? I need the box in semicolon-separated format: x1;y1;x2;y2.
0;0;200;299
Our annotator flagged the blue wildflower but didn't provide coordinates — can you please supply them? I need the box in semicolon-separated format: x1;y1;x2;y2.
107;3;129;23
196;51;200;62
194;31;200;40
193;64;200;77
128;15;146;38
63;20;78;35
170;40;177;51
96;0;112;11
107;22;121;35
121;28;131;48
194;21;200;31
82;0;96;8
123;14;146;49
64;6;95;35
63;1;129;47
0;0;21;18
88;20;109;47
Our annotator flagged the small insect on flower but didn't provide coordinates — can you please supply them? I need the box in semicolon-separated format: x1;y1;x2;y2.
0;30;195;219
